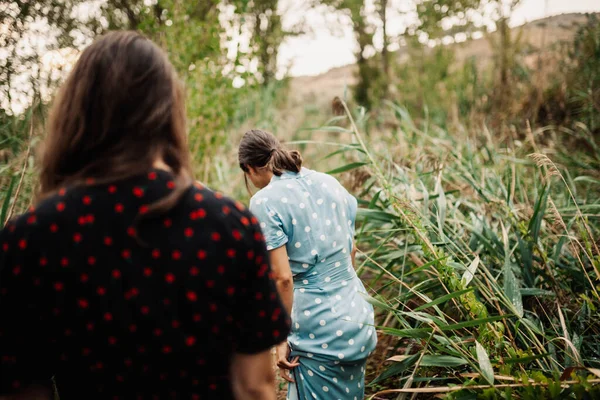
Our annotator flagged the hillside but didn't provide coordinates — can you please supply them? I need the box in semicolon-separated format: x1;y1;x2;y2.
289;13;596;107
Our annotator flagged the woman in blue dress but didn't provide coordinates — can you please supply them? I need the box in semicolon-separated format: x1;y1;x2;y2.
238;129;377;399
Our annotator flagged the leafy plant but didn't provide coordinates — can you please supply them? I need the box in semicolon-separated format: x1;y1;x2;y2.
318;100;600;398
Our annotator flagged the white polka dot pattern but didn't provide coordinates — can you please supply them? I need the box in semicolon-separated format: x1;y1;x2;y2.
248;168;375;398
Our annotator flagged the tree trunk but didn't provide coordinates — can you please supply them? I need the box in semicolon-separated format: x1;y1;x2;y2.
379;0;389;98
497;17;511;112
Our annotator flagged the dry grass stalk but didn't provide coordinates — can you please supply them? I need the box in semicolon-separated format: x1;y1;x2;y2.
528;153;561;182
547;197;568;232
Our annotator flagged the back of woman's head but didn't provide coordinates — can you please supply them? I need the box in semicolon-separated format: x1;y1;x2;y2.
238;129;302;176
40;31;190;196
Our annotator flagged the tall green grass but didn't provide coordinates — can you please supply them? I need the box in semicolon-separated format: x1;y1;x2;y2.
318;101;600;398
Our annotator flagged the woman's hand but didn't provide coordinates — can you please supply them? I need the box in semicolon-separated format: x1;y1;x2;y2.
276;342;300;383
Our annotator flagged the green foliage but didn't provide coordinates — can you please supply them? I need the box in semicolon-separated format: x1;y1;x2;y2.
487;17;529;117
316;101;600;398
395;40;455;125
383;12;598;137
0;101;45;219
0;0;85;114
528;14;600;140
316;0;388;108
565;14;600;133
451;56;487;121
415;0;484;40
247;0;284;86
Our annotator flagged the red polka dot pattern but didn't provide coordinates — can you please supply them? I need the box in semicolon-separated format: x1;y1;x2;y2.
0;169;290;398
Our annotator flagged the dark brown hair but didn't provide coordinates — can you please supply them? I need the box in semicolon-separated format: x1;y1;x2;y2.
40;31;191;215
238;129;303;189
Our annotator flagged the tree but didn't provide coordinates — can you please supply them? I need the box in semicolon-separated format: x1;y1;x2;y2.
90;0;223;70
416;0;526;118
414;0;484;41
377;0;390;98
225;0;304;88
0;0;85;114
315;0;380;108
566;14;600;133
248;0;283;86
537;14;600;133
487;15;525;115
316;0;490;109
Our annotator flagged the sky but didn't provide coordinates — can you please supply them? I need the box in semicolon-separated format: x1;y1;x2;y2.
278;0;600;77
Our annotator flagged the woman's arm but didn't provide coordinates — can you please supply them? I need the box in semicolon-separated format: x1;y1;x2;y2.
248;199;291;312
268;246;293;315
268;245;299;382
231;350;276;400
228;205;291;392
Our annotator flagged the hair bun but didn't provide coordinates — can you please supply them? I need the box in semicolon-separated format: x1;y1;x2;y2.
288;150;303;170
238;129;303;176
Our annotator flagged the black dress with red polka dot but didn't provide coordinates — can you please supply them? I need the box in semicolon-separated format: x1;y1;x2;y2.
0;169;290;399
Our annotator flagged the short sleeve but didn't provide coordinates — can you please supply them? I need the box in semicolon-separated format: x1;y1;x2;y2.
249;197;288;251
346;192;358;223
344;189;358;235
232;209;291;354
0;219;55;394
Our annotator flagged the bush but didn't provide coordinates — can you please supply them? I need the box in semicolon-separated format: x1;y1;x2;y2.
536;15;600;135
317;103;600;398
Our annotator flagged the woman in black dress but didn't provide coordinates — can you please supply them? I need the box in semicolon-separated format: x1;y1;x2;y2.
0;31;289;400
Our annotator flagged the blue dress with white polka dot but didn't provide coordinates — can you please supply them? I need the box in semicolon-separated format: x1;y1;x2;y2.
250;167;377;400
